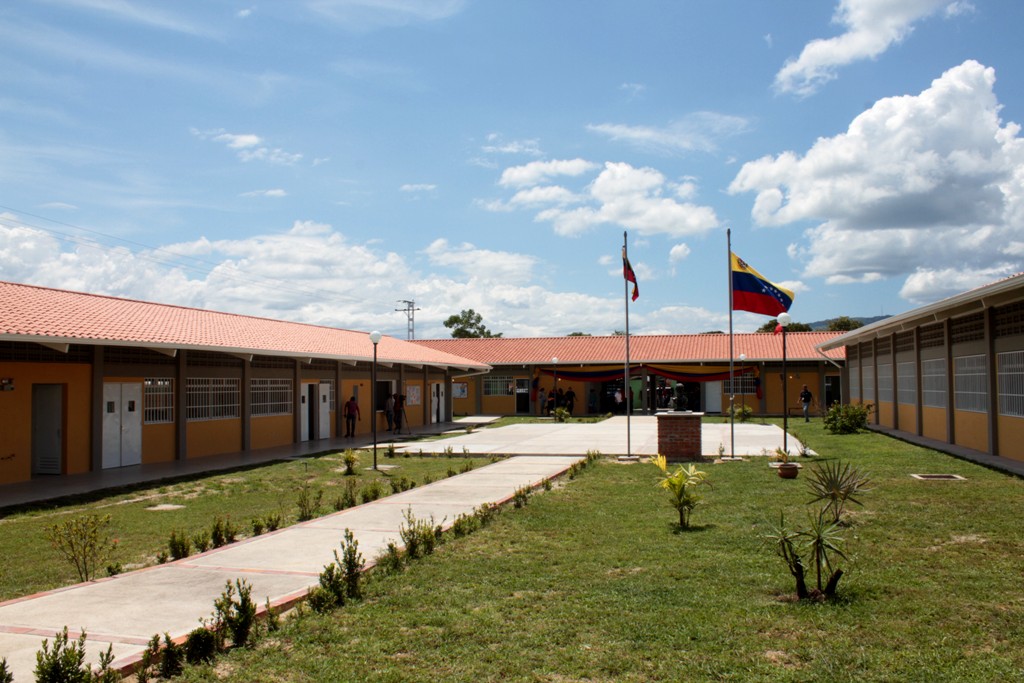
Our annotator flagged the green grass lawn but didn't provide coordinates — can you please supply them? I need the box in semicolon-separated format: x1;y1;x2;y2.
0;450;482;601
171;423;1024;683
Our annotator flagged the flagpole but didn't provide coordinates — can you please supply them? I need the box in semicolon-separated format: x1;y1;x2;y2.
623;230;632;459
727;229;737;460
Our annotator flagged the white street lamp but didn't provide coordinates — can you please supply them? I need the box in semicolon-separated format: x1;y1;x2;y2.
369;330;382;470
777;313;791;453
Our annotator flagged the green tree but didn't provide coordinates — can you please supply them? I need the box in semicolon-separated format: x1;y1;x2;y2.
756;319;813;333
567;331;591;336
826;316;864;331
443;309;502;338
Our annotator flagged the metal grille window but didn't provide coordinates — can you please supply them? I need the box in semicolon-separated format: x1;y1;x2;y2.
922;359;947;408
954;355;987;413
877;363;893;402
186;378;240;421
897;362;916;405
862;365;875;401
325;379;336;411
251;378;293;417
724;374;757;395
849;365;860;400
144;378;174;424
483;375;515;396
998;351;1024;417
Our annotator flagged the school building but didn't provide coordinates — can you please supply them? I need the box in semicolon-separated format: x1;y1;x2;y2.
414;333;845;419
816;272;1024;462
0;281;489;487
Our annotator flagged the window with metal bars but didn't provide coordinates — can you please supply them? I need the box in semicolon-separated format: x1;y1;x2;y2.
877;363;893;402
483;375;514;396
186;378;240;421
998;351;1024;417
849;365;860;400
250;378;293;416
897;362;916;405
862;365;875;401
922;358;947;408
144;378;174;423
724;375;757;395
954;355;987;413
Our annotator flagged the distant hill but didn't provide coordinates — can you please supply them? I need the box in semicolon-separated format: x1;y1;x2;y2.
808;315;889;331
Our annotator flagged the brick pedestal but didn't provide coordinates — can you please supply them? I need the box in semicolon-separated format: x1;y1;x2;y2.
657;411;704;461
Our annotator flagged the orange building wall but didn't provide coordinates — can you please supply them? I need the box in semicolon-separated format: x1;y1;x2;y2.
142;423;176;464
481;393;515;415
0;362;93;485
877;401;895;428
953;410;988;453
452;378;476;416
251;414;294;449
896;404;917;434
997;415;1024;462
187;419;242;459
921;406;948;442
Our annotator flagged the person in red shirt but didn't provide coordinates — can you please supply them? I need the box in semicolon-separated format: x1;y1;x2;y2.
343;396;361;437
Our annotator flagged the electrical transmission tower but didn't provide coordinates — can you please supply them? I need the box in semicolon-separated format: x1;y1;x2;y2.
396;299;421;340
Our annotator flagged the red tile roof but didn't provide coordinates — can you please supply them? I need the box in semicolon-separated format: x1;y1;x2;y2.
414;333;846;364
0;280;488;370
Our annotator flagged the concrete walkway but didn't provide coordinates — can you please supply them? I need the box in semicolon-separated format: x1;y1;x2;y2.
0;415;806;681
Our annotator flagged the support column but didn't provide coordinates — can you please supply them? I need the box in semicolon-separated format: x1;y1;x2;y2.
657;411;703;461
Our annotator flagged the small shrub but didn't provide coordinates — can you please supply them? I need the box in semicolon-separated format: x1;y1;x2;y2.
183;627;217;665
385;444;396;458
155;551;169;564
212;579;258;648
210;517;238;548
399;509;439;560
338;529;364;600
335;479;359;510
763;510;848;600
0;658;13;683
822;402;874;434
250;517;266;536
106;562;123;577
375;541;404;574
296;481;324;522
446;467;457;478
94;644;119;683
265;598;280;632
542;478;553;492
342;449;359;475
262;513;282;532
806;460;872;525
137;634;160;683
474;503;496;527
168;529;192;560
159;632;184;679
729;403;753;422
422;474;434;485
451;513;477;538
459;460;474;473
652;455;710;530
552;407;571;423
34;626;90;683
512;485;531;509
360;481;383;504
46;513;116;583
192;529;212;553
306;586;337;614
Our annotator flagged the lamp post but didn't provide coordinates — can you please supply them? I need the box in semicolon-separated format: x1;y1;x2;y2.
551;357;558;414
777;312;791;453
369;330;382;470
739;353;747;417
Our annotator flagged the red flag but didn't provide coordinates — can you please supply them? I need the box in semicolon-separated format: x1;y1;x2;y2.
622;248;639;302
773;323;783;335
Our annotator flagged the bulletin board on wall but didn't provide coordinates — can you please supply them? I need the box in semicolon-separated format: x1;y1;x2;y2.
406;385;421;406
453;382;468;399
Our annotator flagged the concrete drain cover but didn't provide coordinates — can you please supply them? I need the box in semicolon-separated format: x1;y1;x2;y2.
146;504;186;511
910;474;966;481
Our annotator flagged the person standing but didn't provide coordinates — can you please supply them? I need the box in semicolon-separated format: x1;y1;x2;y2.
343;396;360;437
384;393;395;432
394;393;406;433
564;386;577;415
800;384;813;422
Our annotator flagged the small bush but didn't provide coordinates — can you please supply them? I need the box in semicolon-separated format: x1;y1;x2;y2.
385;444;396;458
552;407;571;423
446;467;457;478
168;529;191;560
306;585;337;614
806;460;872;525
451;513;478;538
459;460;474;473
360;481;384;504
264;598;280;633
474;503;496;527
250;517;266;536
342;449;359;475
823;402;873;434
183;627;217;665
729;403;753;422
210;517;238;548
512;485;531;508
335;479;359;510
106;562;123;577
212;579;257;649
192;530;212;553
46;513;116;583
543;478;553;492
262;513;282;532
0;658;13;683
296;481;324;522
159;632;184;679
375;542;404;574
34;626;90;683
399;509;439;560
338;529;364;600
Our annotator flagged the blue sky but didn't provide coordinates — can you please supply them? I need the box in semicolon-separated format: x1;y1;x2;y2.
2;0;1022;339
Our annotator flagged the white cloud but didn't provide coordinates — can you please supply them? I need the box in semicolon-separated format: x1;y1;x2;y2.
242;188;287;198
191;129;303;166
669;243;691;263
900;264;1016;304
400;183;437;192
732;60;1024;304
43;0;214;36
306;0;467;29
481;134;542;156
774;0;960;96
620;82;645;100
498;158;598;188
587;112;752;155
525;162;720;238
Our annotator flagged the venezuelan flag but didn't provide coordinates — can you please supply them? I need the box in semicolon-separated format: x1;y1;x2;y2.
731;252;794;317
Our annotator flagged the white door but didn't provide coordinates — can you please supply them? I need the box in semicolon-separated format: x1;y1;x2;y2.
299;386;310;442
318;383;331;439
431;382;446;424
31;384;63;474
704;381;722;414
102;383;143;468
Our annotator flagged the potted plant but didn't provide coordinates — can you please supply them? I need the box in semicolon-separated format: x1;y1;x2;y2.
774;448;800;479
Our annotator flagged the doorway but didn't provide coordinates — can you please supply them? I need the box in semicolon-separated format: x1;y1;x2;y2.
102;383;142;469
515;379;530;414
431;382;446;424
32;384;64;475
